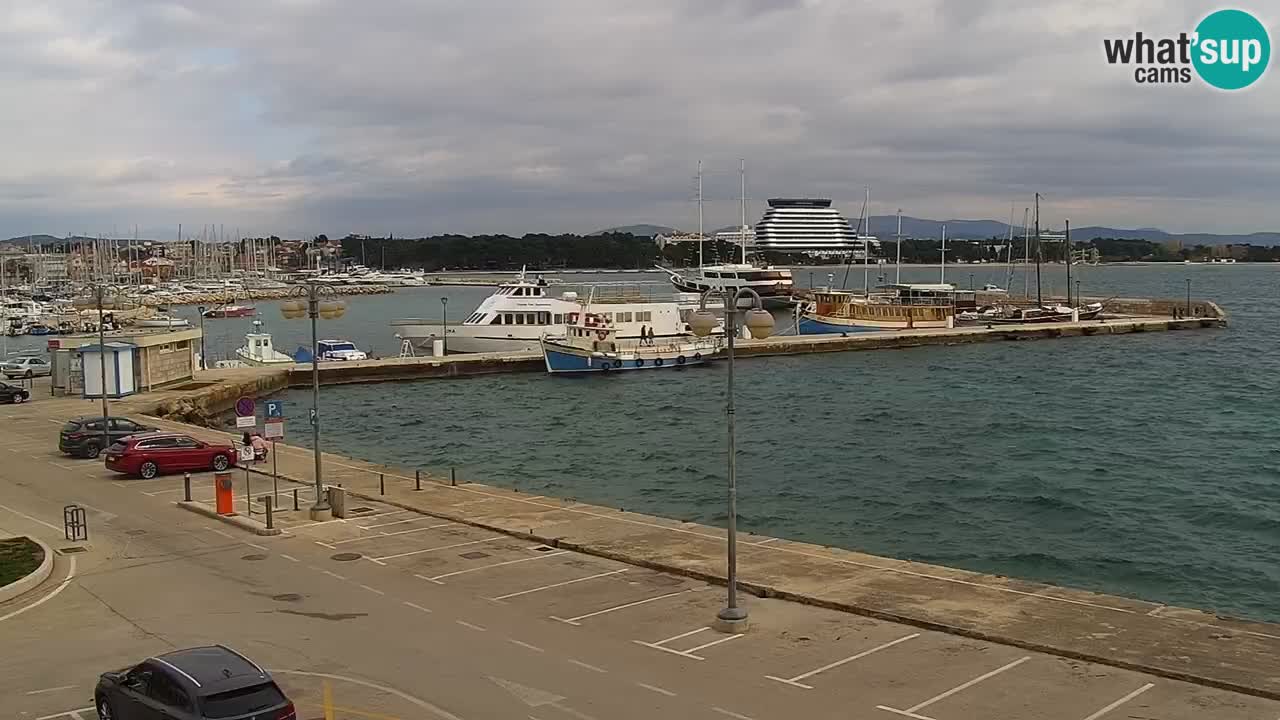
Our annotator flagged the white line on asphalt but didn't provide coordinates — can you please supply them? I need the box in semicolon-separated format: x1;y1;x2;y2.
36;708;94;720
403;601;432;613
712;708;756;720
25;684;76;695
766;633;920;688
751;537;781;545
0;503;64;533
244;542;268;551
632;641;704;661
47;460;79;471
371;536;504;562
888;656;1030;715
359;584;385;596
328;522;454;545
322;570;346;581
683;632;744;655
874;708;936;720
268;669;464;720
568;659;606;673
425;551;569;582
280;554;299;562
209;528;235;539
313;541;336;549
456;620;487;631
142;487;190;496
0;555;76;624
649;626;709;647
635;682;676;697
551;589;690;625
1080;683;1155;720
489;569;628;601
508;639;544;653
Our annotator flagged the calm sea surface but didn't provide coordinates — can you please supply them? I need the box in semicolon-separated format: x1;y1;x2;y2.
11;264;1278;621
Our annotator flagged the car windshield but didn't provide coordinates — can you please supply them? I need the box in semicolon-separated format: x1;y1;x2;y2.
201;682;286;718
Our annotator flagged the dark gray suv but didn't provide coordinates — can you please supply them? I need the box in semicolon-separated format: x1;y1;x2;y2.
95;646;295;720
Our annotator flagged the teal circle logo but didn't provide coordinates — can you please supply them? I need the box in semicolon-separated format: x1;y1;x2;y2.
1192;9;1271;90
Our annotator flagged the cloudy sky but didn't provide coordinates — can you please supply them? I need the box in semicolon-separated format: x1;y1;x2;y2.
2;0;1276;239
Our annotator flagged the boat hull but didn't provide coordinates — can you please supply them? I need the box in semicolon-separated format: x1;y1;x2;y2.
541;341;713;374
798;315;950;334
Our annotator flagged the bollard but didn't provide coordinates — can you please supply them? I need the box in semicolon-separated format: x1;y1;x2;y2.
183;472;192;502
380;472;385;495
415;469;421;491
451;467;456;487
265;496;274;530
293;488;299;511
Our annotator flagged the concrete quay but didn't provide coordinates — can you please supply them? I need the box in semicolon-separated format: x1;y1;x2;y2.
129;410;1280;702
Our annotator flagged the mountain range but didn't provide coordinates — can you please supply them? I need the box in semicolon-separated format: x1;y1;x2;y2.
591;218;1280;246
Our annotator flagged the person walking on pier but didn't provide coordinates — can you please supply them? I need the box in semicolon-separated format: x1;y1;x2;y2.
639;324;649;346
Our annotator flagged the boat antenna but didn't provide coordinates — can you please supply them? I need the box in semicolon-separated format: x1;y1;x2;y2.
738;158;747;265
895;208;903;284
697;160;704;269
939;224;947;284
1034;192;1043;307
1065;218;1072;306
863;186;871;297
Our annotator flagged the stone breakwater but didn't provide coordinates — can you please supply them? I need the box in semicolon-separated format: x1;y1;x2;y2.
136;284;393;307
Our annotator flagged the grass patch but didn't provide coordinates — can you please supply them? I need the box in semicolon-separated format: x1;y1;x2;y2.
0;537;44;586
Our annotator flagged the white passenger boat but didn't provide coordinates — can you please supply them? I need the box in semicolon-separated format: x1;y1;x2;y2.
390;269;710;354
234;321;297;366
541;309;719;373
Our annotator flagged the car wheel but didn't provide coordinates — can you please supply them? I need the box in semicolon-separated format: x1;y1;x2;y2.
212;454;230;471
24;370;32;379
97;696;114;720
139;461;159;479
83;441;101;459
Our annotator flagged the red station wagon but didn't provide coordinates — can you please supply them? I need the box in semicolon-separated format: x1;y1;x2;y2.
105;432;238;479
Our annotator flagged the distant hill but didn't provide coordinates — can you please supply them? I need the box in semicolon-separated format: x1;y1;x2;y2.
1;234;70;248
587;224;677;238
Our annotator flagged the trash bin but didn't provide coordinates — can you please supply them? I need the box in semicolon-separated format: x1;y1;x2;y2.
328;485;346;518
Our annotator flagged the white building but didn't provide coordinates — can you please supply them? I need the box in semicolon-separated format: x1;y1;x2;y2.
753;198;880;256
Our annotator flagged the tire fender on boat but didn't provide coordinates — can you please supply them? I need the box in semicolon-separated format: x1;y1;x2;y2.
676;355;686;365
634;358;644;367
693;353;702;361
655;357;664;367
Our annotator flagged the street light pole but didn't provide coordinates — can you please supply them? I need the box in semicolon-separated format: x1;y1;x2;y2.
97;284;109;453
197;306;207;370
281;281;344;520
440;296;448;355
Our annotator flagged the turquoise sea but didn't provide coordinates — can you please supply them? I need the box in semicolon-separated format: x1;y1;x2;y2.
11;263;1277;621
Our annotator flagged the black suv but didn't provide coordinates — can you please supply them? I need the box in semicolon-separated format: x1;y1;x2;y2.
60;416;153;459
0;381;30;404
95;645;295;720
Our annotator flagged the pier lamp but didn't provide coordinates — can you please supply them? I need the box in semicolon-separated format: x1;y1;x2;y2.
196;306;207;370
281;282;347;520
689;287;774;632
72;284;116;457
440;296;448;355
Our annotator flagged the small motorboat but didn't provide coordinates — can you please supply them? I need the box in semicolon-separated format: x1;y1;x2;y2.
136;315;191;329
203;304;257;319
233;321;297;366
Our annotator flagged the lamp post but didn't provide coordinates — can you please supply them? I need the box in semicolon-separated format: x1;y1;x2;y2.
687;287;774;632
72;284;112;456
281;282;346;520
440;296;448;355
197;306;207;370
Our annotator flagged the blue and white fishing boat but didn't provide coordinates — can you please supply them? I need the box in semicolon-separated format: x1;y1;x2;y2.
541;309;720;374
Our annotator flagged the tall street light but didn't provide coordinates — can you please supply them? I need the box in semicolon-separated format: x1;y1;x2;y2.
72;284;113;456
687;287;774;632
196;306;207;370
440;296;448;355
281;282;346;520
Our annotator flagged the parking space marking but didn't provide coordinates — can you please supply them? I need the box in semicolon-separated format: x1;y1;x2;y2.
0;502;64;533
490;569;628;601
403;600;432;613
323;570;347;581
25;685;77;695
421;550;569;583
456;620;487;631
682;632;744;655
568;659;606;674
1080;683;1154;720
766;633;920;689
552;589;691;626
712;708;756;720
36;708;94;720
634;626;743;661
636;682;676;697
876;656;1030;719
327;522;455;545
359;584;385;596
508;638;545;653
280;554;299;562
371;536;504;562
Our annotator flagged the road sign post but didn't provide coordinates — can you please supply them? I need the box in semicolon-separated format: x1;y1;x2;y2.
236;396;257;429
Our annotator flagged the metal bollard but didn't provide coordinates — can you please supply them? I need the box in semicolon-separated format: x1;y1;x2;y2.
293;488;299;511
380;472;385;495
415;469;421;491
451;467;456;487
183;472;192;502
265;496;274;530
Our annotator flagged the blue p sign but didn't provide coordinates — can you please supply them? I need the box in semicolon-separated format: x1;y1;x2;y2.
265;400;285;419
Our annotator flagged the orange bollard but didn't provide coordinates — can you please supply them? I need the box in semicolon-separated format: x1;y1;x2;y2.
215;472;235;515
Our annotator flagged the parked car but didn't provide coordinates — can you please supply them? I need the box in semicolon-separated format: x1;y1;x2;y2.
1;355;51;378
104;432;237;479
95;645;295;720
0;381;30;404
60;416;154;458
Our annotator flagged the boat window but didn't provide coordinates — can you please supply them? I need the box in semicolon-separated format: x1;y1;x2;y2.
515;314;526;325
503;313;513;324
490;315;502;325
617;312;632;323
532;287;542;296
538;312;550;324
567;312;579;324
705;272;719;278
637;311;652;322
553;314;563;324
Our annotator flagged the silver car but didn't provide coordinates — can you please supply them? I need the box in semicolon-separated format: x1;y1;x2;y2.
1;356;52;378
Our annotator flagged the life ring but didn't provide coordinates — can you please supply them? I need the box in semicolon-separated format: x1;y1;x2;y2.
676;355;686;365
635;358;644;367
596;329;608;340
655;357;664;367
693;353;702;361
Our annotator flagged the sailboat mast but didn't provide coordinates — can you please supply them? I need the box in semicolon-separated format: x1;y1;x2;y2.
939;224;947;284
895;209;903;284
738;158;747;265
697;160;704;269
1034;192;1043;306
1065;218;1072;306
863;186;870;296
1022;208;1030;297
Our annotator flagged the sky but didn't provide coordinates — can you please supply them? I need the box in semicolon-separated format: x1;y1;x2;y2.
2;0;1277;239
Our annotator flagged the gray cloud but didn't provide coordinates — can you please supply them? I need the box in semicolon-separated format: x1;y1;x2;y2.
0;0;1276;239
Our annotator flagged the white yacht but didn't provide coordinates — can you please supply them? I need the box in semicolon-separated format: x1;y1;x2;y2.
659;263;794;309
390;270;709;354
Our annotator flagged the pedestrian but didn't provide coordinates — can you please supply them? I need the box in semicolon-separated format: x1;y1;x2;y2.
250;432;268;462
639;324;648;346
